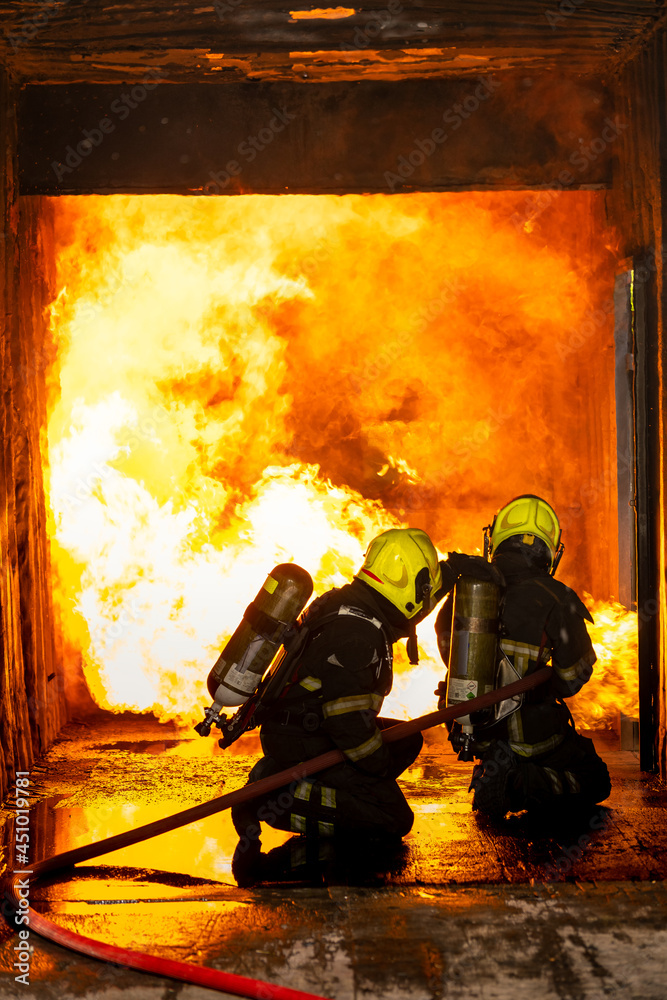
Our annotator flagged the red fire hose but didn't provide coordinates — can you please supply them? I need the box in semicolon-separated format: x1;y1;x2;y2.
4;668;551;1000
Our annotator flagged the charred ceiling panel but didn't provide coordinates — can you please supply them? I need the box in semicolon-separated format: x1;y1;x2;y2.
19;75;613;194
0;1;663;83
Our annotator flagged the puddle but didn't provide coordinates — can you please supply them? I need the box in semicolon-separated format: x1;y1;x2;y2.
38;794;291;892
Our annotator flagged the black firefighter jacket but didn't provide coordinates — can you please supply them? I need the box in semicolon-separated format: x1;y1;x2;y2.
259;579;399;777
435;551;597;757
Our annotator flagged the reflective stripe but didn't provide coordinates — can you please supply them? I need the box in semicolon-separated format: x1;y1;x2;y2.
510;733;564;758
322;693;383;718
500;640;542;657
290;813;307;833
344;729;383;762
544;767;563;795
565;770;581;793
294;780;313;802
500;640;544;677
558;648;596;682
318;821;335;836
338;605;383;630
300;675;322;692
321;786;336;809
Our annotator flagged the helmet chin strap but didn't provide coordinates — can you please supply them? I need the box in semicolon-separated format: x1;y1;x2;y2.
483;523;493;560
406;624;419;665
405;571;436;662
551;541;565;576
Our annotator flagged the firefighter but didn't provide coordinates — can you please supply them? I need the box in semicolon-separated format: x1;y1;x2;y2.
231;527;448;860
436;494;611;817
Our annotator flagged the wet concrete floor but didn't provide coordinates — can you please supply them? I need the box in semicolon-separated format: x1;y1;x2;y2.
0;712;666;999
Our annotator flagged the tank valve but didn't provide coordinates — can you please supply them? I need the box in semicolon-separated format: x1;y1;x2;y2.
193;704;227;737
449;726;477;762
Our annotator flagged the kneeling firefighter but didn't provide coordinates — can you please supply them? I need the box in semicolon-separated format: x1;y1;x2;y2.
231;528;447;853
436;495;611;817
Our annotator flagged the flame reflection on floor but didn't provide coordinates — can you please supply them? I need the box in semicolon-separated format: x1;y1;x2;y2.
2;711;665;995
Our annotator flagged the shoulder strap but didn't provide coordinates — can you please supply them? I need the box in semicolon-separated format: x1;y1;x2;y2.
335;604;393;671
265;603;392;703
218;603;392;747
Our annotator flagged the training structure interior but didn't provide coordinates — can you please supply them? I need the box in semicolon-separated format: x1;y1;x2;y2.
0;3;666;801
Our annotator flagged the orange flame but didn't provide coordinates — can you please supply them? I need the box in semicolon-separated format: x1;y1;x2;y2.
570;595;639;729
44;192;636;729
290;7;356;19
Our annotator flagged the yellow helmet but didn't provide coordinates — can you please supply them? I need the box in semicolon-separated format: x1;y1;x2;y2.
485;494;564;573
356;528;443;620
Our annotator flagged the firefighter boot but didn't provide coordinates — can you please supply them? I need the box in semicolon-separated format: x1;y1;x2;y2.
469;741;524;817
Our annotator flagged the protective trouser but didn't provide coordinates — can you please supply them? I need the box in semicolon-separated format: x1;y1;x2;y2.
470;731;611;816
232;721;422;840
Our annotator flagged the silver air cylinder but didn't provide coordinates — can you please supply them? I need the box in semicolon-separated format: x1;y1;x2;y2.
445;575;501;730
206;563;313;708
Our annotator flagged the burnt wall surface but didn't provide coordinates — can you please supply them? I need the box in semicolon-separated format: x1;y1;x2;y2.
17;75;614;196
0;0;658;59
0;0;662;84
0;67;67;803
612;24;667;775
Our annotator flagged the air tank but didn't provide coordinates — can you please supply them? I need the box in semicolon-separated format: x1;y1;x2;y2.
445;575;501;730
206;563;313;708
